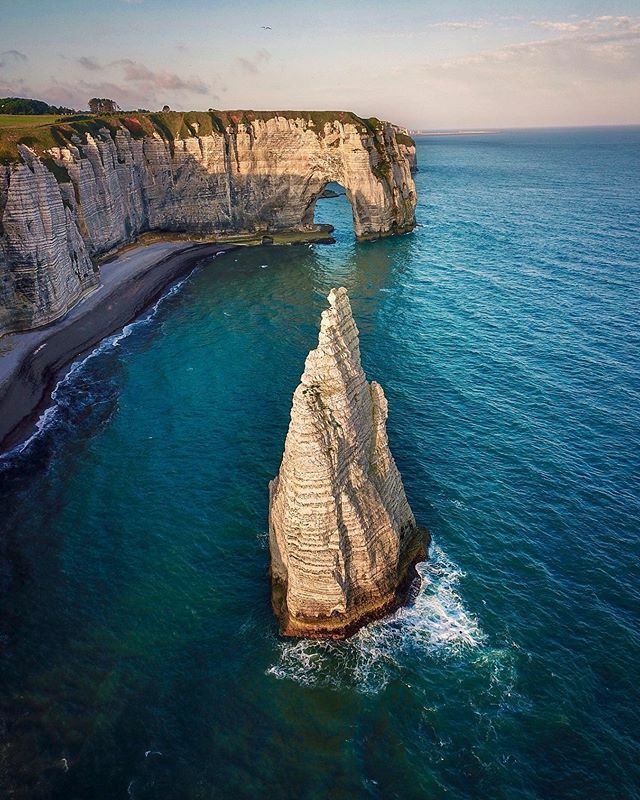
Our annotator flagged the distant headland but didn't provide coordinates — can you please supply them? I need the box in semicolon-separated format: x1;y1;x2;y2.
409;129;500;136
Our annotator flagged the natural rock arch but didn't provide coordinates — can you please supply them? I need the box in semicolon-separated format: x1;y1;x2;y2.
0;111;417;335
302;180;351;235
293;155;416;241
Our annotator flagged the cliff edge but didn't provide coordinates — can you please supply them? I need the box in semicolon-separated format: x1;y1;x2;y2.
0;111;417;337
268;288;429;639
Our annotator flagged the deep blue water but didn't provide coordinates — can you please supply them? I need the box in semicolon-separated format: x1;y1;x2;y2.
1;127;639;799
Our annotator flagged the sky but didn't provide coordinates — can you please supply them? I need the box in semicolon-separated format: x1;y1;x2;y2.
1;0;639;128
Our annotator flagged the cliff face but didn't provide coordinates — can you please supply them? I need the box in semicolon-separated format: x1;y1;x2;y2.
393;126;418;173
0;111;417;336
269;287;428;638
0;149;98;335
402;141;418;173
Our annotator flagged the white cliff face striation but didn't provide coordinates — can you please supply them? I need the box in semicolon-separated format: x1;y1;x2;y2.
269;288;429;638
0;112;417;336
0;149;98;335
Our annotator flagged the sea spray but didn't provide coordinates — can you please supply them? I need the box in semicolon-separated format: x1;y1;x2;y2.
266;542;492;693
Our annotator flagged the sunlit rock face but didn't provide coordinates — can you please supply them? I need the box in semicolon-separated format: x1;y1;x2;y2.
268;287;429;639
0;113;416;336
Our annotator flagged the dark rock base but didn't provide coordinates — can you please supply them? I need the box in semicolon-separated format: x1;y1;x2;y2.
271;526;431;640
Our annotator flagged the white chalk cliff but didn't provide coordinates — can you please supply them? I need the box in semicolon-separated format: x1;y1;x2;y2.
0;111;417;336
269;287;428;638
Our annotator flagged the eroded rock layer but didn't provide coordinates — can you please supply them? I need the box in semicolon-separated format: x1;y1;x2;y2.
0;111;417;336
269;287;428;638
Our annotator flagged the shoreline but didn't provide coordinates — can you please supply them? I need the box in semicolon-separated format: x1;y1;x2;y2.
0;241;235;454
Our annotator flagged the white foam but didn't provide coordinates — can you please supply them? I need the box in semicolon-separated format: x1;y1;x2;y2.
1;272;193;462
256;530;268;548
266;542;486;693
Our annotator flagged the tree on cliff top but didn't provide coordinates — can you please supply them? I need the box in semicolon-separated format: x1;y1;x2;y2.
0;97;74;115
88;98;119;114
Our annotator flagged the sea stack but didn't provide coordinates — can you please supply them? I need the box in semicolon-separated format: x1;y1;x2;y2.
268;288;429;639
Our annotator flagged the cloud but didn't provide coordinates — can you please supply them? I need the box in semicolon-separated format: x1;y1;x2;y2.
0;49;28;69
0;75;28;96
236;48;271;75
532;20;588;32
368;14;640;127
236;58;259;75
77;56;103;71
118;59;209;94
59;78;141;109
427;20;488;30
0;70;216;112
1;49;28;62
434;20;640;73
0;74;120;111
0;53;217;111
530;15;637;34
368;20;488;40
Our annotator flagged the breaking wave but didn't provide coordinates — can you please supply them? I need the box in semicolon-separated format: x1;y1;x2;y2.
1;273;192;464
266;542;491;693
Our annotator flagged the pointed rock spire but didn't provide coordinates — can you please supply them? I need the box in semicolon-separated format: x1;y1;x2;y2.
269;287;429;638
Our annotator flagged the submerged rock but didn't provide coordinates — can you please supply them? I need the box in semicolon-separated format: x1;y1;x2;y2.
269;288;429;639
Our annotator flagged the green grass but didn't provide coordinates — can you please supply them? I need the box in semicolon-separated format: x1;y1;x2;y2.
0;119;62;165
0;114;149;165
0;114;63;129
0;110;396;168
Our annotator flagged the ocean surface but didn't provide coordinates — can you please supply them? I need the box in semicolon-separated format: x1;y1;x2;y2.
1;127;639;800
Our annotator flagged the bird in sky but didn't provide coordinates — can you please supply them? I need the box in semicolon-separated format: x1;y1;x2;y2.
261;25;272;30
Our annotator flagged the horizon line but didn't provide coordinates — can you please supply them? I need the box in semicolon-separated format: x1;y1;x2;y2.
410;123;640;133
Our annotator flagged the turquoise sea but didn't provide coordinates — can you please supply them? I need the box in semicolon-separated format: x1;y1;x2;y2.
1;128;639;799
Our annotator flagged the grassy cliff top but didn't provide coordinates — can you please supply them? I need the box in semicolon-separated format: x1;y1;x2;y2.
0;109;413;165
